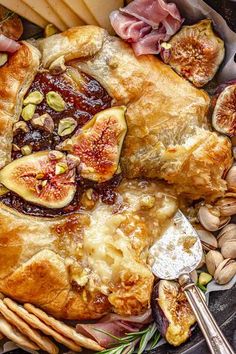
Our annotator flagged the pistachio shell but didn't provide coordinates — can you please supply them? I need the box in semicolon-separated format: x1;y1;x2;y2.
226;165;236;192
217;223;236;248
0;53;8;67
58;117;77;136
214;259;236;285
205;250;224;276
46;91;66;112
215;197;236;216
198;272;212;286
233;147;236;159
23;91;44;105
21;104;36;121
196;229;217;251
196;252;206;269
221;240;236;259
198;206;220;231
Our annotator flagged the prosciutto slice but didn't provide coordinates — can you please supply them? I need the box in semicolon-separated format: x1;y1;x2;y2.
76;309;152;348
0;34;20;53
110;0;183;56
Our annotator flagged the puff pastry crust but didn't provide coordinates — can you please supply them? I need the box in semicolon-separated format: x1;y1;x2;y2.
0;26;232;319
0;179;177;319
39;26;231;200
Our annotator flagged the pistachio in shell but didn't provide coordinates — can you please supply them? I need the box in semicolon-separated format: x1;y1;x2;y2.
226;165;236;192
0;151;76;209
70;106;127;182
46;91;66;112
217;223;236;248
212;84;236;136
151;280;196;346
196;228;217;251
205;250;224;276
198;206;221;232
168;19;225;87
215;197;236;216
221;240;236;259
214;259;236;285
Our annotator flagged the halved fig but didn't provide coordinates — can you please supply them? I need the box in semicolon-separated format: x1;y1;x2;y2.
0;151;76;208
70;106;127;183
151;280;196;346
212;84;236;136
168;19;225;87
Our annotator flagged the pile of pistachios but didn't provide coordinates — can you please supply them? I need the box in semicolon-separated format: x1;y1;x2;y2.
13;90;79;156
194;162;236;287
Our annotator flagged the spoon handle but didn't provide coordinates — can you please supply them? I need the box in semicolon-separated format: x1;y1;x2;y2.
179;274;235;354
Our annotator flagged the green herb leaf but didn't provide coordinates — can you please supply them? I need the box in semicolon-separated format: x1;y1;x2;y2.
96;323;161;354
197;283;207;292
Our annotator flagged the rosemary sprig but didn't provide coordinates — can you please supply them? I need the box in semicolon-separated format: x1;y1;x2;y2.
95;322;161;354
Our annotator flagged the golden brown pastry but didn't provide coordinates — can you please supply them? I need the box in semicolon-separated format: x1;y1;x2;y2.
0;26;232;320
0;179;177;319
39;26;232;200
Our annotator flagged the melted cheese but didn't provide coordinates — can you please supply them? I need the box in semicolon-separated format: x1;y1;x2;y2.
83;180;178;296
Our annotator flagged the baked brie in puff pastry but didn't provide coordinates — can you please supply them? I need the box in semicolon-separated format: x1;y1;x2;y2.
0;26;232;319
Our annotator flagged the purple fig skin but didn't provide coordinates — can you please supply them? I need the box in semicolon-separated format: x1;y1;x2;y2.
215;79;236;96
151;280;196;346
151;282;169;337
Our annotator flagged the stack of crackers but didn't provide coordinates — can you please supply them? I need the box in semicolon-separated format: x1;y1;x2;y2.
0;294;103;353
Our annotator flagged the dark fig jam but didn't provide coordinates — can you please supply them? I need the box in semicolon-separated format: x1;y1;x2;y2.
0;69;120;217
12;70;112;159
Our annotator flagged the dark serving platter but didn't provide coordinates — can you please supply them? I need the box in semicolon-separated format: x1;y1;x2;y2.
6;0;236;353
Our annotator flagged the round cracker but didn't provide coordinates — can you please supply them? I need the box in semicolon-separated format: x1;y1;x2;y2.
24;303;103;351
4;298;82;352
0;300;58;354
0;314;39;351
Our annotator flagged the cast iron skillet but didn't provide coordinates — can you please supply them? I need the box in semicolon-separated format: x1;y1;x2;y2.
7;1;236;353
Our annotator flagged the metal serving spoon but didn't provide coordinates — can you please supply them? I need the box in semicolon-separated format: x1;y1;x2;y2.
150;210;235;354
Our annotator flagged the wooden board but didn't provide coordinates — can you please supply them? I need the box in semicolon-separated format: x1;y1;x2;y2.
46;0;85;28
62;0;98;25
22;0;67;30
1;0;47;28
